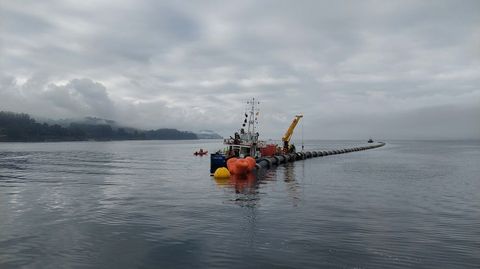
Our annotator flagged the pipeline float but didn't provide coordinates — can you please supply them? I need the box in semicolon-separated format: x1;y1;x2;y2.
254;142;385;170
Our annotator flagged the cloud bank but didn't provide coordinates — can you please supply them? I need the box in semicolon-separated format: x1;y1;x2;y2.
1;0;479;139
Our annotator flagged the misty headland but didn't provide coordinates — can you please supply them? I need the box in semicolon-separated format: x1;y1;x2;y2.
0;111;221;142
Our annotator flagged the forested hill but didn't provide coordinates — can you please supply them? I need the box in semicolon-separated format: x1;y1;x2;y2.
0;111;198;142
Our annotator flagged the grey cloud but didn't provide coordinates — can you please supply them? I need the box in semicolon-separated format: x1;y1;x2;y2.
1;0;479;139
47;78;115;118
0;76;116;120
1;8;53;35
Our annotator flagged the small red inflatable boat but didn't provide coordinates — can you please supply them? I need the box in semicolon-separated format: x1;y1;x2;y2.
194;150;208;156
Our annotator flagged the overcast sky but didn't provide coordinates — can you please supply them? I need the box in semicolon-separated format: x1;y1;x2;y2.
1;0;479;139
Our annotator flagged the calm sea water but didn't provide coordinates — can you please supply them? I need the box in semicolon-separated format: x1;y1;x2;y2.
0;140;479;268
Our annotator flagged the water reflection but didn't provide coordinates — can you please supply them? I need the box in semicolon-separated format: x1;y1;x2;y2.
214;173;257;194
213;172;260;207
2;141;479;268
283;162;302;206
212;163;302;207
0;149;121;267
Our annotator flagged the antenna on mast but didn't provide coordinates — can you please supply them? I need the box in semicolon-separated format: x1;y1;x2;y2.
246;97;259;134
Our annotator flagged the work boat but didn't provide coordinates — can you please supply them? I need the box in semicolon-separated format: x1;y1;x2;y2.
225;98;264;158
210;98;266;174
210;98;303;175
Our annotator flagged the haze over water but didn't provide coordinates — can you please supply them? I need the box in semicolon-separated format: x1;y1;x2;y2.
0;140;479;268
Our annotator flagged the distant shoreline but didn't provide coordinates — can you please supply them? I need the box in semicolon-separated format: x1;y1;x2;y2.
0;138;226;143
1;111;223;142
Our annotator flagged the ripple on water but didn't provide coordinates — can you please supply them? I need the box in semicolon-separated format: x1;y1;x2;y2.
0;140;479;268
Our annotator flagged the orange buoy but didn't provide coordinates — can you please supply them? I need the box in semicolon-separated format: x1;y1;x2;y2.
235;159;249;175
245;156;256;170
226;157;255;175
226;157;237;173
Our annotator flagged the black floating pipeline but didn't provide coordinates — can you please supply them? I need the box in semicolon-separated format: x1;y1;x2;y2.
255;142;386;170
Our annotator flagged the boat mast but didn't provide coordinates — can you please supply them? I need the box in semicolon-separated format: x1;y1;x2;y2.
246;98;259;135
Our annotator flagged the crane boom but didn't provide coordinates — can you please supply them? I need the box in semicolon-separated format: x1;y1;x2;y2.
282;115;303;153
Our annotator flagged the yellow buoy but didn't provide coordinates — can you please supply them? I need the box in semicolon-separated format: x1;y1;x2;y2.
214;167;230;178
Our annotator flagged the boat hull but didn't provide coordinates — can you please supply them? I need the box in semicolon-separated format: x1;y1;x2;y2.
210;153;226;174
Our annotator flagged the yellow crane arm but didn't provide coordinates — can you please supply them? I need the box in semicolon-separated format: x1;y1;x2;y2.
282;115;303;143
